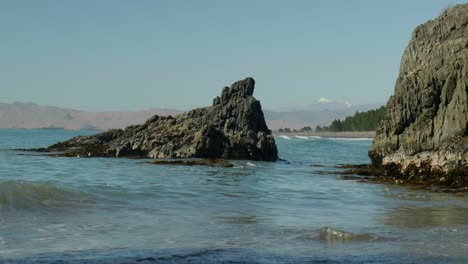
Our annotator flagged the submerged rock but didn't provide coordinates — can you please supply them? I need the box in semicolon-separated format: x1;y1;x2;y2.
369;4;468;187
35;78;278;161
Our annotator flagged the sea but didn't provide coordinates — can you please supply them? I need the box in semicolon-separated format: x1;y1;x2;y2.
0;129;467;263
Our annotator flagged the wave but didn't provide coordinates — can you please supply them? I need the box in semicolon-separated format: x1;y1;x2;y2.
0;180;95;210
309;136;322;139
278;135;323;140
295;227;381;243
318;227;379;243
327;137;374;141
277;135;372;141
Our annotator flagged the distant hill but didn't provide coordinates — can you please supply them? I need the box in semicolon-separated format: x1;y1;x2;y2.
0;101;384;131
0;102;182;130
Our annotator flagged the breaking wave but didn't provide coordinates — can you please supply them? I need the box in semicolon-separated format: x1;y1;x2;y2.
318;227;379;243
0;180;95;210
327;137;373;141
296;227;381;243
277;135;372;141
308;136;322;139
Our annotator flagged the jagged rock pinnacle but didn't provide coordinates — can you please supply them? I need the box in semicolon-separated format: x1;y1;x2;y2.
43;77;278;161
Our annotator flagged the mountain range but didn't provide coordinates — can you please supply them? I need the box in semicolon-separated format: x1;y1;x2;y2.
0;101;384;131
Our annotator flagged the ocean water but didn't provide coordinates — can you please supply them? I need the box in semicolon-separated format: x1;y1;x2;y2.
0;129;467;263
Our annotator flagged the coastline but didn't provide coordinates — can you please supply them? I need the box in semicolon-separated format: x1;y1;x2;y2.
274;131;375;138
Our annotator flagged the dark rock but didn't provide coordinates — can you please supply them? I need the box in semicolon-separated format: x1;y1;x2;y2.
37;78;278;161
329;163;468;191
369;4;468;186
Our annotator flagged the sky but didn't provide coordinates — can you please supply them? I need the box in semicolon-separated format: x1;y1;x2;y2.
1;0;466;111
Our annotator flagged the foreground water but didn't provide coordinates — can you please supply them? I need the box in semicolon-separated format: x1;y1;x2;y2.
0;130;467;263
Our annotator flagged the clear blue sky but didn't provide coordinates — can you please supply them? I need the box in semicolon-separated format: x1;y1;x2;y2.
1;0;465;111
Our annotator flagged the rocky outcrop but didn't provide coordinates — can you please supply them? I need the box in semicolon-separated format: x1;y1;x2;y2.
369;4;468;187
41;78;278;161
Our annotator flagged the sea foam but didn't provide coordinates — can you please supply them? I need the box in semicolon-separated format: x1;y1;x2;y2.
328;137;373;141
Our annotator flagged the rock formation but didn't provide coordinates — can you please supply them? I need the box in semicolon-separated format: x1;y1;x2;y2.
40;78;278;161
369;4;468;187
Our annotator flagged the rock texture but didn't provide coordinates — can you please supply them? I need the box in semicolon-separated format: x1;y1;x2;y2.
42;78;278;161
369;4;468;186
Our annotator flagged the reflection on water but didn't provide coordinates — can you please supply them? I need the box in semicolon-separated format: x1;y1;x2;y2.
384;206;468;228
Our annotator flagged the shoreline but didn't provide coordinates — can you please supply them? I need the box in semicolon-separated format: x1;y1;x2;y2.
273;131;375;138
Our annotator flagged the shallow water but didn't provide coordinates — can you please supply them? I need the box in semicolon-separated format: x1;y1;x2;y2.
0;130;467;263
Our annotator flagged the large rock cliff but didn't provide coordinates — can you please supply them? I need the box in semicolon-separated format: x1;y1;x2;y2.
43;78;278;161
369;4;468;186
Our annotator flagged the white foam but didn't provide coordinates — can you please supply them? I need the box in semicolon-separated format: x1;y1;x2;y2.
294;136;308;139
279;135;291;140
246;162;256;167
319;226;378;242
328;137;373;141
309;136;322;139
